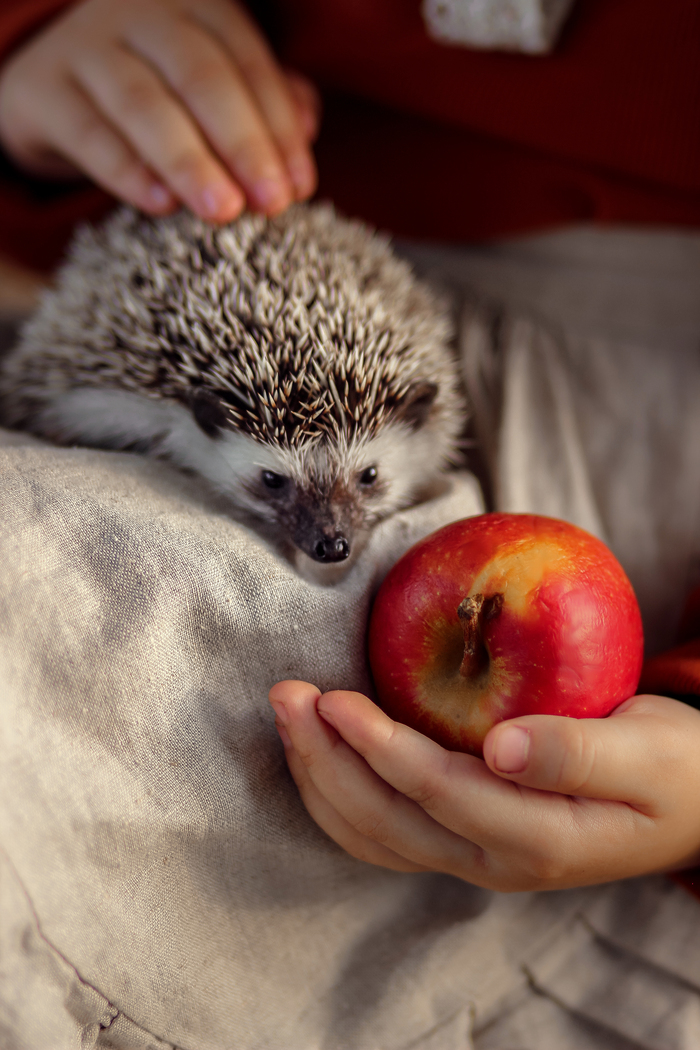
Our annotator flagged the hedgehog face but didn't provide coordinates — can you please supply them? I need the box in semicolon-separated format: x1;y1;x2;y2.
250;467;370;564
199;410;451;570
176;370;455;571
28;379;454;578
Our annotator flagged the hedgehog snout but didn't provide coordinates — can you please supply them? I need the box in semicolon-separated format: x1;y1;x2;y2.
294;519;352;563
311;534;351;563
287;497;359;564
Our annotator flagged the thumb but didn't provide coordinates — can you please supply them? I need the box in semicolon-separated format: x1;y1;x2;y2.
481;695;691;807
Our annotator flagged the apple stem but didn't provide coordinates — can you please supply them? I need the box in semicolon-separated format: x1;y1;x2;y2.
457;593;503;678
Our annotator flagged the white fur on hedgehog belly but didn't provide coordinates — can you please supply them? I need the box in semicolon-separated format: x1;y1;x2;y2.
39;386;445;568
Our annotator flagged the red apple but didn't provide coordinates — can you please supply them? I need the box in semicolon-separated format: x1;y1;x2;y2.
368;513;644;756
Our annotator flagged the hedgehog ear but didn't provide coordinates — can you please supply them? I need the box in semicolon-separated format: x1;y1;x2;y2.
397;381;439;430
190;389;232;438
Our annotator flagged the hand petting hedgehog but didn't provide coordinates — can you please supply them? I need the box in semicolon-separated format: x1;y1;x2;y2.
0;204;464;575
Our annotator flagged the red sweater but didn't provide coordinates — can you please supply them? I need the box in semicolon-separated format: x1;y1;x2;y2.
276;0;700;240
0;0;699;892
1;0;700;268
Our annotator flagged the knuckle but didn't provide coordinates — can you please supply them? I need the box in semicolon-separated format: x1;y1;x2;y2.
350;811;391;846
288;740;318;772
276;131;306;161
117;75;161;118
226;134;277;176
526;854;566;885
176;59;225;99
555;722;597;794
72;111;111;151
104;147;146;184
236;52;272;88
404;779;441;812
520;830;569;885
293;743;324;772
167;147;210;183
107;161;147;194
402;748;452;812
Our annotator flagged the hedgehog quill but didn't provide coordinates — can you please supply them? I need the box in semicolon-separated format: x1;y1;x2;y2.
0;204;464;578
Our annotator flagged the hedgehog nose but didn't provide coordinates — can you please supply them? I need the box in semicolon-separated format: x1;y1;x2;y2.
313;535;350;563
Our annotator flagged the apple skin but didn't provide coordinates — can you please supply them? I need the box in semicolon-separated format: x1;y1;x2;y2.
368;513;644;756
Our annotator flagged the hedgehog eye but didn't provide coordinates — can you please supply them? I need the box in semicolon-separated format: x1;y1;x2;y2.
359;466;378;486
261;470;287;490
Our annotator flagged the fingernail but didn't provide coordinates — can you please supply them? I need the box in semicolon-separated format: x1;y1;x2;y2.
251;177;289;211
200;183;243;221
275;722;291;747
317;703;337;730
148;183;172;209
270;700;288;725
287;154;315;198
494;726;530;773
201;186;223;217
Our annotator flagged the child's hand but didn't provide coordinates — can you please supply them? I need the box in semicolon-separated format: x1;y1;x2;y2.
0;0;319;221
269;682;700;890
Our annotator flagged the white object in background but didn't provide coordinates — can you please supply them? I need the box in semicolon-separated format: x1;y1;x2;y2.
422;0;576;54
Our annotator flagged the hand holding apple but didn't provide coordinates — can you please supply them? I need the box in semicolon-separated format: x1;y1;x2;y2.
269;514;700;889
368;513;644;756
269;682;700;890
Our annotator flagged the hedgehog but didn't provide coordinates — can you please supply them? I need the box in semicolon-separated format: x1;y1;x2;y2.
0;204;464;576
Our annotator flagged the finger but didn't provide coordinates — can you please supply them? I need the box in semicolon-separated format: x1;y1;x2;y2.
284;70;321;142
313;689;658;874
187;0;317;200
275;687;682;889
124;10;300;212
73;44;244;222
482;695;700;811
276;719;429;872
269;682;483;876
316;688;518;841
31;77;175;213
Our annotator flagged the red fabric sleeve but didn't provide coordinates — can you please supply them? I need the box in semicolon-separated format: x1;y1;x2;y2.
0;158;112;273
639;584;700;698
275;0;700;240
3;0;700;267
639;640;700;700
639;590;700;902
0;0;114;271
0;0;71;59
